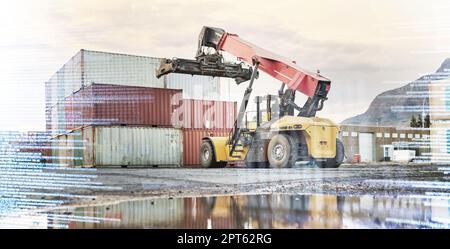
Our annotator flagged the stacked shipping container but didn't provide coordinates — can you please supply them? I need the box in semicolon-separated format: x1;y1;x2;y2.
46;49;222;109
174;99;236;166
47;84;237;133
46;50;163;109
173;99;236;129
46;50;224;134
175;99;236;166
48;84;182;132
46;50;237;167
52;126;183;167
49;90;237;166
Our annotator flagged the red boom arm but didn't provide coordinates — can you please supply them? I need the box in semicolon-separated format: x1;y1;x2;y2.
215;32;331;97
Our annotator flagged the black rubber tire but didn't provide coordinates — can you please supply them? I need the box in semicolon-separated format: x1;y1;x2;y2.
315;138;344;168
199;141;227;168
267;134;293;168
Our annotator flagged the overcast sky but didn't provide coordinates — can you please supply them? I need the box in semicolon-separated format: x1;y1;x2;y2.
1;0;450;131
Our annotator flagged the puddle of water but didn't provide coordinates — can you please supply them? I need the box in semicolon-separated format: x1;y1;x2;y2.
5;194;450;229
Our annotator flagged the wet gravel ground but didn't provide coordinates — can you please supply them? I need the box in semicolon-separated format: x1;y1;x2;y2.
63;163;449;206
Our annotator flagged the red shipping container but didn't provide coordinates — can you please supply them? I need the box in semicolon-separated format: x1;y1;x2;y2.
182;129;232;166
63;83;182;130
172;99;237;129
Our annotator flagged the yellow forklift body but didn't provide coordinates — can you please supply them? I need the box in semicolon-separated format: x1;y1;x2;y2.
270;116;338;158
204;116;338;162
204;137;247;162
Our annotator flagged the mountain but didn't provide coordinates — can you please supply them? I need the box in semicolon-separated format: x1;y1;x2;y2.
341;58;450;126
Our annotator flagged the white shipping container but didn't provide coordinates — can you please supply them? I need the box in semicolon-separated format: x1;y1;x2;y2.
61;51;83;99
45;50;167;109
45;75;58;108
83;50;165;89
45;49;228;111
166;73;221;100
52;126;183;167
219;78;233;101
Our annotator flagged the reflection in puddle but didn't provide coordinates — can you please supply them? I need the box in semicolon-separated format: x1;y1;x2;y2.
25;194;450;228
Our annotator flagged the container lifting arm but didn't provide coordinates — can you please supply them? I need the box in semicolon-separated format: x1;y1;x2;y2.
156;26;333;156
196;27;331;97
228;61;260;156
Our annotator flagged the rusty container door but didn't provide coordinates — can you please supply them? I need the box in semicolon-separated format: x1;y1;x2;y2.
182;129;232;166
180;99;237;129
65;83;182;129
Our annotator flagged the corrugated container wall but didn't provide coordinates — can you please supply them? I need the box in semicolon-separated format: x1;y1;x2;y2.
45;49;226;111
52;126;182;167
166;73;221;101
182;129;232;166
47;84;237;134
172;99;237;129
47;105;60;136
65;198;184;228
429;79;450;121
63;83;182;130
45;50;166;108
83;50;165;89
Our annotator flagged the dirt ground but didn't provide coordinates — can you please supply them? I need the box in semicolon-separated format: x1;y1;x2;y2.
61;163;449;207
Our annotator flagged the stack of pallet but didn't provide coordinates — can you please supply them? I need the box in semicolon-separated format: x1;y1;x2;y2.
46;49;236;167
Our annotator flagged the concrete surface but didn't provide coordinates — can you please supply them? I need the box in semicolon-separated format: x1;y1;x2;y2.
63;163;449;206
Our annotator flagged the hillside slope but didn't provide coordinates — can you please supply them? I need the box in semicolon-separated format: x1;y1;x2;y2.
342;58;450;126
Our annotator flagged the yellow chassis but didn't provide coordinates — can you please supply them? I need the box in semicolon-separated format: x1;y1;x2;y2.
202;116;339;163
